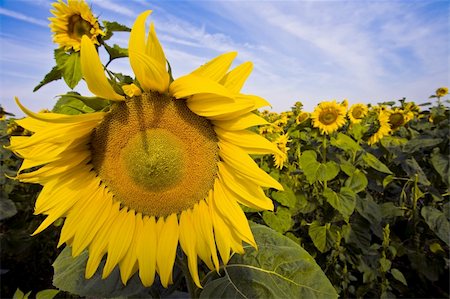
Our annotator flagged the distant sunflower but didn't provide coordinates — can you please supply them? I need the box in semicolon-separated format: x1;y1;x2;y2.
367;110;391;145
295;111;309;124
49;0;104;51
273;133;290;169
348;103;368;124
435;87;448;97
311;100;347;134
388;108;413;130
9;11;282;288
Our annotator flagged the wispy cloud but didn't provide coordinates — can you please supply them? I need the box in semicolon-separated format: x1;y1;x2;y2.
91;0;136;18
0;7;48;27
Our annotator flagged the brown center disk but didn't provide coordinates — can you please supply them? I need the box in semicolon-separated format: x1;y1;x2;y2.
90;92;219;217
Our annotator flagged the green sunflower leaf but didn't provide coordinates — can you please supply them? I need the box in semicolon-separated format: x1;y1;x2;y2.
35;289;59;299
33;66;62;92
331;132;361;153
323;187;356;220
362;152;392;174
262;207;293;233
345;169;368;193
308;221;328;252
102;21;131;41
421;206;450;246
55;49;82;90
200;223;338;299
104;43;129;60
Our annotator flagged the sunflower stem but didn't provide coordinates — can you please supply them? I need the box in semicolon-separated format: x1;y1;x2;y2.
175;254;199;299
322;135;327;189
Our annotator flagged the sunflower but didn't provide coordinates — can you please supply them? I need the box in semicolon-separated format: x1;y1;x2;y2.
273;133;290;169
8;11;283;288
348;103;368;124
388;108;413;130
367;110;391;145
435;87;448;98
49;0;104;51
311;100;347;134
295;111;309;124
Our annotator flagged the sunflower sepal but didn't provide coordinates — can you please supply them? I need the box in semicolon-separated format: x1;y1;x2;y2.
101;20;131;41
52;92;110;115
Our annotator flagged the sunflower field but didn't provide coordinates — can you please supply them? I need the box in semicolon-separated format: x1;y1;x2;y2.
1;1;449;299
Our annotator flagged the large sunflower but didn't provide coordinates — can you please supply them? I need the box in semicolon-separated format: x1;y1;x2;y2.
49;0;104;51
388;108;413;130
311;100;347;134
348;103;368;124
367;109;391;145
9;11;282;288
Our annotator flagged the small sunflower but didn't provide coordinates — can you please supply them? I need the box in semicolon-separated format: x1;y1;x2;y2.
388;108;413;130
9;11;283;288
272;133;290;169
295;111;309;124
49;0;105;51
435;87;449;98
367;110;391;145
311;100;347;134
348;103;368;124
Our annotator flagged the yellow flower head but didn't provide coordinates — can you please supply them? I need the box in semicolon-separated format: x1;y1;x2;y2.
295;111;309;124
436;87;449;97
341;99;349;109
368;110;391;145
273;133;290;169
348;103;368;124
9;11;282;289
388;108;413;130
49;0;105;51
311;100;347;134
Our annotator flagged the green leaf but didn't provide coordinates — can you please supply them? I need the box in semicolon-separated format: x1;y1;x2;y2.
102;20;131;40
430;149;450;186
271;184;297;208
380;136;408;149
380;202;404;219
330;133;361;153
308;221;328;252
201;223;338;299
52;247;150;297
323;187;356;219
33;66;62;92
36;289;60;299
317;161;340;182
344;169;368;193
52;93;96;115
401;158;431;186
356;195;382;237
403;137;443;154
362;152;392;174
55;49;82;89
379;256;391;272
63;93;110;111
340;160;356;176
382;175;395;188
390;268;407;286
104;43;128;60
298;150;320;184
0;198;17;220
347;123;366;141
262;207;293;233
421;206;450;246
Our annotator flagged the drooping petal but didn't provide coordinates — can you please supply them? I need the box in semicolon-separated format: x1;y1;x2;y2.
122;83;142;97
212;112;268;131
136;216;157;287
156;214;179;287
179;210;201;288
219;141;283;190
186;94;254;120
80;36;124;101
191;52;237;82
215;127;281;155
119;213;142;284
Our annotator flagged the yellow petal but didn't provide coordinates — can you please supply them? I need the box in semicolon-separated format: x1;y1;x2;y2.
219;141;283;190
220;61;253;94
215;127;281;155
156;214;179;287
209;200;232;264
146;22;166;68
212;112;268;131
170;74;234;99
129;11;169;92
197;200;219;271
80;36;124;101
186;94;254;120
119;213;142;285
15;97;106;124
179;210;201;288
122;83;142;97
212;179;256;248
191;52;237;82
218;162;274;211
102;209;135;278
137;216;157;287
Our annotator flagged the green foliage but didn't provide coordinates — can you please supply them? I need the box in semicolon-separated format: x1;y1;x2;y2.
201;223;337;299
54;49;83;89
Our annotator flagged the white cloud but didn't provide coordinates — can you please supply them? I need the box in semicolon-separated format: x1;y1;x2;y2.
0;7;48;27
91;0;136;18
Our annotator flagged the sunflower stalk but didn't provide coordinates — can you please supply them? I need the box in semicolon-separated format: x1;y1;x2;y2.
175;254;200;299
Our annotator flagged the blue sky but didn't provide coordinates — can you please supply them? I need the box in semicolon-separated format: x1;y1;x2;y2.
0;0;448;117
